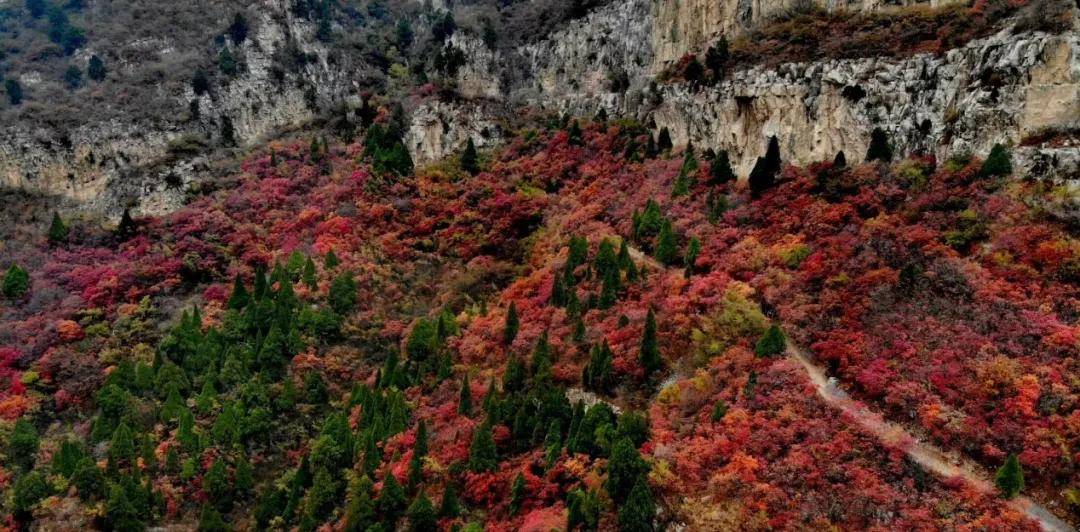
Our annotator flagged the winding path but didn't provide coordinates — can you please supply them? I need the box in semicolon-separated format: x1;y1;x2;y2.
628;245;1073;530
789;347;1073;531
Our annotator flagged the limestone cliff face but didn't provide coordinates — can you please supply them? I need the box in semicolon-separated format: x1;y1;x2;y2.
642;31;1079;177
648;0;969;68
405;100;505;165
0;0;363;216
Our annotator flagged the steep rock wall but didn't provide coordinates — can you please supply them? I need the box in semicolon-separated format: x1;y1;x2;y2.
0;0;363;216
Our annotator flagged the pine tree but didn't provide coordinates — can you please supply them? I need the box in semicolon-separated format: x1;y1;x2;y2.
48;212;69;244
328;272;357;315
407;420;428;492
568;120;584;146
198;504;228;532
583;342;614;394
754;324;786;358
468;422;498;472
657;128;672;154
105;483;142;531
503;302;519;345
218;47;237;76
709;150;735;184
160;382;185;422
509;472;526;515
711;399;728;422
108;422;136;470
833;150;847;169
235;453;254;497
683;237;701;278
204;459;233;512
178;407;199;452
461;138;479;175
88;54;106;81
503;355;526;393
377;472;407;525
980;143;1012;178
654;220;677;265
5;79;23;105
617;477;656;532
995;454;1024;499
704;36;729;82
458;375;473;416
406;493;437;532
606;436;649;502
3;263;30;299
865;127;893;163
438;484;462;518
71;457;104;500
324;249;340;269
228;12;249;44
302;257;318;289
639;309;662;379
221;116;236;146
672;144;698;197
9;418;39;471
116;208;137;240
11;471;47;515
345;475;376;532
567;488;601;531
227;275;250;310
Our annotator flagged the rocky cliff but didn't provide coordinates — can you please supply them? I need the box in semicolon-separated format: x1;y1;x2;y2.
0;0;366;216
2;0;1078;217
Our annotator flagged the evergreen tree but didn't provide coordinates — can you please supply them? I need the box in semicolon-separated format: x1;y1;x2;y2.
639;310;662;379
617;477;656;532
566;488;601;531
657;128;672;154
705;36;729;73
117;208;137;240
438;484;462;518
995;454;1024;499
204;459;233;512
567;120;584;146
683;237;701;278
754;324;786;358
303;467;337;527
458;375;473;416
8;418;39;471
377;472;407;525
227;275;250;310
108;422;136;470
509;472;526;515
218;47;237;76
302;257;318;289
198;504;229;532
88;54;107;81
328;272;357;315
606;437;649;503
48;212;69;244
672;144;698;197
221;116;236;146
503;302;519;345
71;457;105;500
468;422;498;472
12;472;49;515
980;143;1012;178
324;249;340;269
160;382;185;422
711;399;728;422
406;493;437;532
396;18;414;49
708;150;735;184
833;150;847;169
407;420;429;492
583;342;614;394
178;407;199;452
3;263;30;299
5;79;23;105
654;220;677;265
228;12;249;44
235;453;254;497
345;475;376;532
865;127;893;162
461;138;479;175
749;136;782;196
105;483;143;531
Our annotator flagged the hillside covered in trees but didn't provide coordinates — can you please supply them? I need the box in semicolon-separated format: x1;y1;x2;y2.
1;110;1079;530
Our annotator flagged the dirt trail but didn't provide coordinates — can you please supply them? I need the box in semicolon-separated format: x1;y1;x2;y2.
626;244;1072;530
789;347;1074;532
